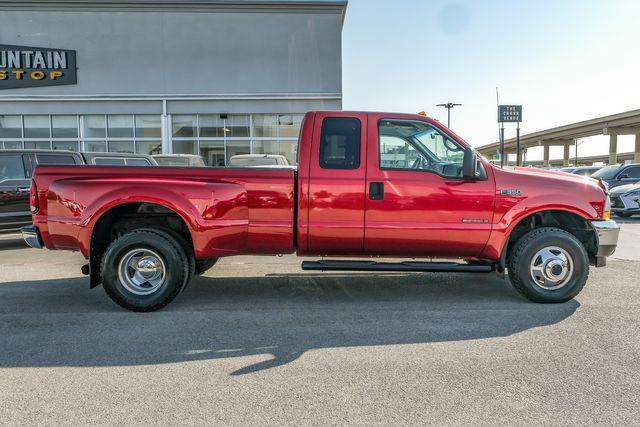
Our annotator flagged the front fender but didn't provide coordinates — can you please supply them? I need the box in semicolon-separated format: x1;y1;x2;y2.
481;194;599;260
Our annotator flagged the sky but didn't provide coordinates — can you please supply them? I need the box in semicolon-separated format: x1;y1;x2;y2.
341;0;640;161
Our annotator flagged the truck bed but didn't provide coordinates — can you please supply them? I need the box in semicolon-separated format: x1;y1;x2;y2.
32;165;296;259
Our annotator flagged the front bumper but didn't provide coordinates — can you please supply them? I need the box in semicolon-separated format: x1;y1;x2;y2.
21;225;43;249
611;194;640;215
591;220;619;267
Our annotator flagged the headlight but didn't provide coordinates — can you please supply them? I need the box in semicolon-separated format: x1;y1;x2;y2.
623;189;640;199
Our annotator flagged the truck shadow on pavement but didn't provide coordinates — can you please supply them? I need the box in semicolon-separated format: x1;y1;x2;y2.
0;273;580;376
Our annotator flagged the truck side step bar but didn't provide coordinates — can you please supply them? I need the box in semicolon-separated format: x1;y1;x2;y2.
301;260;494;273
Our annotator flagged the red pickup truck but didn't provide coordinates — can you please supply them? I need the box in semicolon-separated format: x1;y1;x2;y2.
22;111;619;311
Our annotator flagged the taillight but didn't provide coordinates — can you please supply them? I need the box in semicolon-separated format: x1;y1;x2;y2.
30;180;39;213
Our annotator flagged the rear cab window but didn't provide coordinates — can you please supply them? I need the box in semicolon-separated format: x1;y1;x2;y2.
35;154;80;165
125;158;151;166
94;158;126;166
0;154;26;181
319;117;361;169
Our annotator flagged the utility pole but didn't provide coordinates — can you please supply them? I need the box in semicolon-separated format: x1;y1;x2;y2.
436;102;462;128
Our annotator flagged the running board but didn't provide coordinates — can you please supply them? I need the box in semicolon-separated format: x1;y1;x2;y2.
301;260;494;273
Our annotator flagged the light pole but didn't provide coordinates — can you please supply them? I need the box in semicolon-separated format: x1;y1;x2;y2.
575;139;584;166
436;103;462;128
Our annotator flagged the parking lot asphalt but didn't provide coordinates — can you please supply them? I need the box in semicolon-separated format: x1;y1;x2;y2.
0;219;639;425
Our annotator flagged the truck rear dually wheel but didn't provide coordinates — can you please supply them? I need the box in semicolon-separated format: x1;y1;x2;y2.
507;227;589;303
195;258;218;275
101;228;191;312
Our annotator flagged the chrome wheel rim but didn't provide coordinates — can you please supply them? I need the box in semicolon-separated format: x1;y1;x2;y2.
529;246;574;290
117;248;166;296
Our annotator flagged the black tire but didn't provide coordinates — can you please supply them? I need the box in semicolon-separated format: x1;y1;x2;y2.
195;258;219;275
155;227;195;290
507;227;589;303
101;228;190;312
615;212;633;218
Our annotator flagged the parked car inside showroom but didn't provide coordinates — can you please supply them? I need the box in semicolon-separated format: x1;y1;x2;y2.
609;182;640;217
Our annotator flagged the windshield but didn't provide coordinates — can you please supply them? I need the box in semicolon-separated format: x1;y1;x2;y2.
592;165;622;179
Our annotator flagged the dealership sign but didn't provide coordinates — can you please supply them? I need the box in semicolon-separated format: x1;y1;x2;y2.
498;105;522;123
0;44;77;89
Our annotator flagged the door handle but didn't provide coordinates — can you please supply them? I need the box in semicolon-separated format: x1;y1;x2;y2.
18;187;30;193
369;182;384;200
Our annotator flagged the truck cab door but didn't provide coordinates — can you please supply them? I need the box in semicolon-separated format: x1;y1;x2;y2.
305;112;368;255
364;115;494;257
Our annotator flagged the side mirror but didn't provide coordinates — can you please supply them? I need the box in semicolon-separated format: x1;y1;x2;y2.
617;173;629;180
462;147;478;180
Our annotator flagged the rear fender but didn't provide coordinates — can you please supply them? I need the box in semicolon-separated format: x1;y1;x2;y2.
49;179;249;258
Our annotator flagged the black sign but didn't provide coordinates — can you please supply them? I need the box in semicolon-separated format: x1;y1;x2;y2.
0;44;77;89
498;105;522;123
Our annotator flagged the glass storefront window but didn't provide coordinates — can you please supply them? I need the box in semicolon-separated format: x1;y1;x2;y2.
173;115;196;137
199;140;225;166
225;115;250;137
107;115;134;138
0;115;22;138
199;114;250;138
252;114;278;137
199;114;225;137
52;115;79;138
24;140;51;150
279;140;298;165
173;139;197;154
226;140;251;163
83;115;107;138
52;140;79;151
136;140;162;155
24;115;50;138
135;115;161;138
1;141;22;149
85;141;107;152
278;114;303;138
108;140;135;153
251;140;279;155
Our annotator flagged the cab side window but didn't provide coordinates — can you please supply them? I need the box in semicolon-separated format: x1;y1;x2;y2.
623;166;640;178
378;119;465;178
319;117;361;169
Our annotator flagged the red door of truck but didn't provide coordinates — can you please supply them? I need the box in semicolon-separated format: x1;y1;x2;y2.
305;112;368;255
364;114;494;257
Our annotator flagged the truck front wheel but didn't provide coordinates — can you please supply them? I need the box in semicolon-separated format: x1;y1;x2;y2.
101;228;191;312
507;227;589;303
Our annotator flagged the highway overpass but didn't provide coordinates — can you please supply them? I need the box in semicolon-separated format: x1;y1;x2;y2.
476;109;640;166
